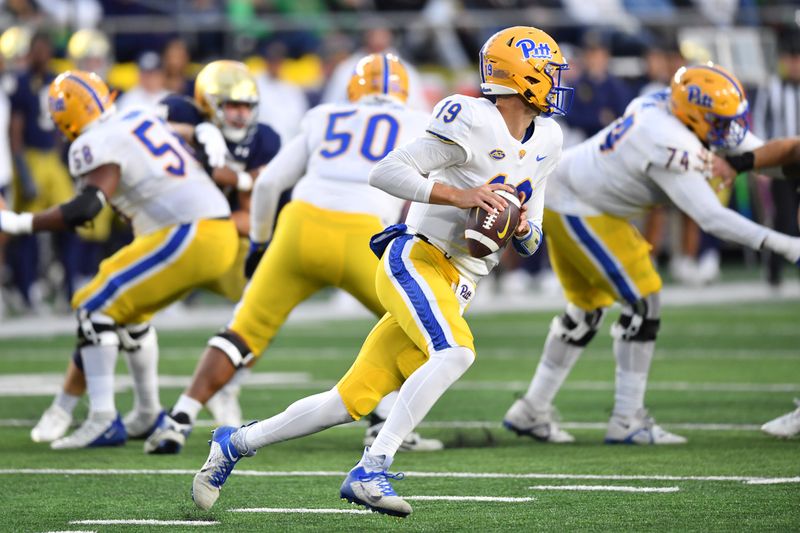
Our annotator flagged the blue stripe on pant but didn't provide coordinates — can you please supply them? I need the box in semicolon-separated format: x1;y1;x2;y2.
82;223;193;312
388;234;451;351
565;215;638;303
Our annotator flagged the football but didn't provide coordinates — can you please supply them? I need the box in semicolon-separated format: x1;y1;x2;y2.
464;187;522;258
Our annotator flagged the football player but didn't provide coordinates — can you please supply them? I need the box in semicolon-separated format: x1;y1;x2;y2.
146;53;443;455
502;64;800;445
29;60;280;443
1;71;239;449
190;27;567;517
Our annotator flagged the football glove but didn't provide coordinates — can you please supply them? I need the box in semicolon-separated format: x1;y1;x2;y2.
195;122;228;169
244;240;269;278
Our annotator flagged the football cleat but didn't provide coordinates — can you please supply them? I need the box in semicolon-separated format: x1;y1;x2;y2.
123;409;166;439
30;404;73;443
192;425;254;510
363;419;444;452
503;398;575;443
340;448;412;517
206;384;243;427
761;400;800;438
50;412;126;449
143;412;192;454
604;409;687;445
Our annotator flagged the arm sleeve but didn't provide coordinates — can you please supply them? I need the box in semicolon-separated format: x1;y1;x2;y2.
249;133;310;243
648;164;769;249
368;136;467;203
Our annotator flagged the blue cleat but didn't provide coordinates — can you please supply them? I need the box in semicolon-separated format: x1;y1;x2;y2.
340;448;412;517
192;426;253;510
50;412;127;449
124;409;166;440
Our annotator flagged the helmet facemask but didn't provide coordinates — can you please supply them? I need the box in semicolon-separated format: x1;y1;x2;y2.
211;97;258;143
705;110;749;149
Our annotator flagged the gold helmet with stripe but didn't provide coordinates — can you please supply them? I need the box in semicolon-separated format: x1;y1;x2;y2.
347;53;409;104
48;70;116;141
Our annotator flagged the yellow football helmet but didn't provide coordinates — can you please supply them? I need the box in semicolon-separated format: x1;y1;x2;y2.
48;70;116;141
347;53;409;104
0;26;32;63
670;63;749;148
195;60;259;143
67;29;111;75
479;26;572;116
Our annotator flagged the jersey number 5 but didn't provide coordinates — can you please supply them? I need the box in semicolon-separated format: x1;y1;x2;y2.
320;111;400;162
132;120;186;177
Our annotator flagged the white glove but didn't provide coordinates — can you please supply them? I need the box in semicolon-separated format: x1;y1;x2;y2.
763;230;800;263
195;122;228;169
0;210;33;235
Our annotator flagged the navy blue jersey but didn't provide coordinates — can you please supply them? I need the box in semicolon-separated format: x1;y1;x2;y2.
9;71;58;150
160;94;281;172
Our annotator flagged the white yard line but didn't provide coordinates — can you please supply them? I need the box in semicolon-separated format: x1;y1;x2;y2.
529;485;679;493
405;496;535;502
228;508;371;514
69;520;218;526
0;419;763;431
3;468;797;484
743;477;800;485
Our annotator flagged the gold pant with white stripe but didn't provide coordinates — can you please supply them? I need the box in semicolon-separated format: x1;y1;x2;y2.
543;208;662;310
337;234;476;419
72;219;238;324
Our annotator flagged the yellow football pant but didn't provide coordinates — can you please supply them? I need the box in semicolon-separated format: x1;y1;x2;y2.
337;234;475;419
229;201;386;356
72;219;238;324
544;208;662;310
202;237;248;302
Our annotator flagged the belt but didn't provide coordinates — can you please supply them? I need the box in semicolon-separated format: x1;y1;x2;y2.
414;232;452;259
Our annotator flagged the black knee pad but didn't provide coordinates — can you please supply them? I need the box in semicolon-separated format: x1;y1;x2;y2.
208;330;254;368
615;313;660;341
76;311;119;348
553;306;605;347
118;323;153;351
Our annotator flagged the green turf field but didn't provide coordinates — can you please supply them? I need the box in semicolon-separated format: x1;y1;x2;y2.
1;301;798;531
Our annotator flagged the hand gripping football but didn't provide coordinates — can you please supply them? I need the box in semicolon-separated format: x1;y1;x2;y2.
464;187;521;258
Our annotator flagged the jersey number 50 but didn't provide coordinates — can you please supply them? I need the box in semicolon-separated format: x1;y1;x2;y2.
320;111;399;162
132;119;186;177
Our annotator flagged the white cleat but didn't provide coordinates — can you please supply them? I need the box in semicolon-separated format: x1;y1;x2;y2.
503;398;575;443
50;411;127;449
761;400;800;438
605;409;687;445
206;384;243;427
339;448;412;517
123;409;165;439
364;421;444;452
31;404;73;443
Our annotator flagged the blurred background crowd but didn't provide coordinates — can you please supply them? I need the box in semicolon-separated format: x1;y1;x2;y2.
0;0;798;317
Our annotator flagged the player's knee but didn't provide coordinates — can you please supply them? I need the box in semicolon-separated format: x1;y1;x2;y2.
337;383;383;420
208;330;254;369
551;303;605;346
611;293;661;342
430;346;475;381
76;310;119;348
117;323;155;352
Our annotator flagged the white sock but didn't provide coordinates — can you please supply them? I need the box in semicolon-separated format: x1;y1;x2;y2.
54;391;80;414
372;391;398;420
238;388;352;453
612;339;655;418
227;367;251;389
173;394;203;424
81;344;119;414
369;346;474;460
524;330;584;408
122;327;161;413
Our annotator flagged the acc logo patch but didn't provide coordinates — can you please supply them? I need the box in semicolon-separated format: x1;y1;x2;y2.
489;149;505;160
516;39;552;60
687;84;713;108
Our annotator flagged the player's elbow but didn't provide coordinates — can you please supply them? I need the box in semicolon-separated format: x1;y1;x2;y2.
368;152;395;190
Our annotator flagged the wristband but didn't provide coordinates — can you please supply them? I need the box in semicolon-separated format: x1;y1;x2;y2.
236;171;253;192
0;211;34;234
725;151;754;173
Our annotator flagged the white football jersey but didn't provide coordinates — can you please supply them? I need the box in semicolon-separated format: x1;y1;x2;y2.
291;100;429;225
547;91;710;218
407;94;563;279
68;107;230;235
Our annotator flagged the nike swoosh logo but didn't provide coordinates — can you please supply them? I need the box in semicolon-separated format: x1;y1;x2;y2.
536;154;547;161
497;214;511;240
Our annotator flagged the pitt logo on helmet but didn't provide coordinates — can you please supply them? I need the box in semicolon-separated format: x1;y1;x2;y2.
516;39;553;60
686;85;713;108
